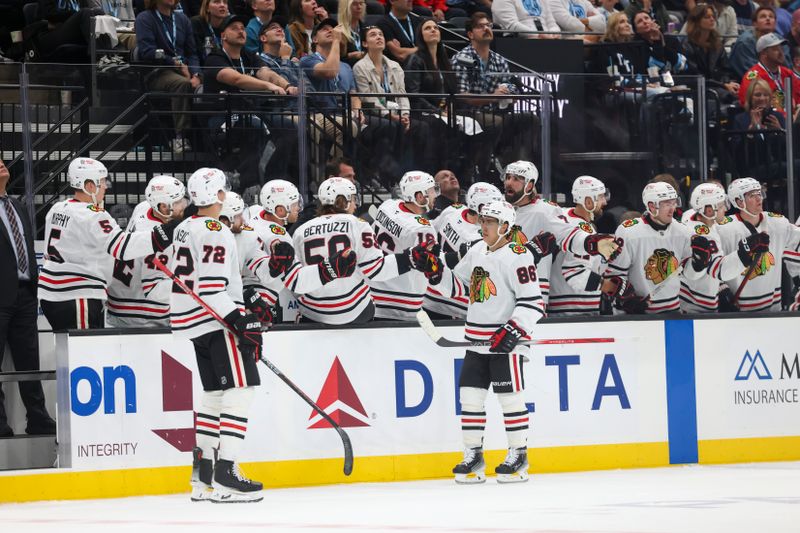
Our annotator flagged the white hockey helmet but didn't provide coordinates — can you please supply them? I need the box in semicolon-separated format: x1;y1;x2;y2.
504;160;539;187
572;175;609;207
145;175;186;211
68;157;109;191
188;167;228;207
260;179;302;216
642;182;680;213
220;191;245;220
318;177;358;206
690;182;727;213
466;182;503;214
480;199;516;235
727;177;762;210
399;171;438;206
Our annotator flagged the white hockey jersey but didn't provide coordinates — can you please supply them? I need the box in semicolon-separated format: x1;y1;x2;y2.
292;213;406;324
370;199;438;320
605;215;705;313
678;215;729;313
547;208;603;316
40;199;159;302
435;240;545;354
514;197;593;306
168;216;243;338
106;207;171;327
714;212;800;312
248;213;298;306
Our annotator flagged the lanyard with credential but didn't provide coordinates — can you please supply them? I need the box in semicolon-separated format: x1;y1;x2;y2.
759;62;785;94
207;23;221;48
157;11;177;51
224;49;245;74
377;62;391;106
388;12;413;44
58;0;80;12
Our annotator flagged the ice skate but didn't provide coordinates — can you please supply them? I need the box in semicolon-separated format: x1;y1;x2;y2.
495;447;529;483
190;447;214;501
452;447;486;484
210;459;263;503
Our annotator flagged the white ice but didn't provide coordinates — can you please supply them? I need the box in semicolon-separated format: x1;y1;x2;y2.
2;462;800;533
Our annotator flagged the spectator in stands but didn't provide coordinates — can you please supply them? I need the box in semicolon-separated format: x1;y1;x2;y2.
191;0;229;62
731;0;755;27
793;45;800;77
547;0;606;41
624;0;668;32
257;15;307;92
594;11;639;82
682;4;739;101
596;0;621;21
337;0;367;65
245;0;275;52
27;0;103;59
734;77;786;129
412;0;468;21
730;6;790;78
491;0;560;38
136;0;201;153
378;0;418;62
755;0;790;38
286;0;328;58
683;0;737;49
427;169;461;218
738;32;800;111
0;158;57;438
405;18;459;111
787;9;800;50
631;10;688;80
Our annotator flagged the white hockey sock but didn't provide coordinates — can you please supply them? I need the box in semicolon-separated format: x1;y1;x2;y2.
498;392;529;449
218;386;256;463
196;390;223;460
459;387;488;449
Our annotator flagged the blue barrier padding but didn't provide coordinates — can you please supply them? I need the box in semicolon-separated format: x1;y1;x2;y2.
664;320;699;464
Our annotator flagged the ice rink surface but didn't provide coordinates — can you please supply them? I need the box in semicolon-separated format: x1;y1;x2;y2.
3;461;799;533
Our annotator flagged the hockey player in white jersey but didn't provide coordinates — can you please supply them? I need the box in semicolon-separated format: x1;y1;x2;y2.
430;200;544;484
292;177;435;324
106;175;188;327
548;176;609;316
503;161;620;306
423;182;503;319
603;182;717;314
40;157;178;330
170;168;264;503
714;178;800;312
370;171;440;320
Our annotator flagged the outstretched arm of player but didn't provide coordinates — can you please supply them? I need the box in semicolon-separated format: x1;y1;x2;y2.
680;235;715;281
546;215;620;260
250;240;358;294
708;232;769;281
95;211;179;260
561;254;604;293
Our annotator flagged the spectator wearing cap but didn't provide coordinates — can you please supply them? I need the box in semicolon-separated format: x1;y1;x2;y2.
730;6;790;78
258;15;306;91
377;0;419;62
135;0;201;153
491;0;560;38
738;32;800;112
191;0;230;63
245;0;275;52
286;0;329;58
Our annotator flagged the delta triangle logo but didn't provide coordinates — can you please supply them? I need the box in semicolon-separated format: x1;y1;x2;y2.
308;356;370;429
735;349;773;381
152;350;196;451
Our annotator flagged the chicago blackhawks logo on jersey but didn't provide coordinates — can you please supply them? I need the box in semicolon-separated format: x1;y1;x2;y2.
270;224;286;235
644;248;680;285
206;220;222;231
622;218;638;228
694;224;710;235
719;216;733;225
469;267;497;304
451;203;464;209
743;251;775;279
767;212;784;218
509;243;527;254
414;215;431;226
507;225;528;245
87;204;103;212
578;221;594;234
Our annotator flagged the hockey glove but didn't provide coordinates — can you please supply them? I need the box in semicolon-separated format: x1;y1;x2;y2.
318;248;357;285
408;243;443;283
718;286;740;312
525;231;558;264
737;232;770;267
489;320;526;353
243;287;275;325
151;219;181;252
225;311;263;361
585;234;623;261
268;241;295;278
615;284;649;315
690;235;717;271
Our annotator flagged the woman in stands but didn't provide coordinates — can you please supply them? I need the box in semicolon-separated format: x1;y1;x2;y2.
191;0;230;63
286;0;329;58
734;78;786;131
593;12;638;82
337;0;367;65
681;4;739;102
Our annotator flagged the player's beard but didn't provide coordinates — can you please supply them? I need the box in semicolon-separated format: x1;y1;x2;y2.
505;189;524;205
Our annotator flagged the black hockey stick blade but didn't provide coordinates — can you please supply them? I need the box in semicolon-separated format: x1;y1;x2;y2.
260;357;354;476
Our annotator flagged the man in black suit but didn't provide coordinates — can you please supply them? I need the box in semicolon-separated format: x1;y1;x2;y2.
0;157;56;436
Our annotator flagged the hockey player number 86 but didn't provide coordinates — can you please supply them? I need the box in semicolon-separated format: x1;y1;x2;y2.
516;265;537;284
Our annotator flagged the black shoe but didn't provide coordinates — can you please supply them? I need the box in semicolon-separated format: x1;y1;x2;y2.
26;416;56;435
211;459;263;503
0;422;12;437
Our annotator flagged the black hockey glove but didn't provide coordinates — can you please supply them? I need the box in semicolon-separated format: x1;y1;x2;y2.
525;231;558;264
489;320;525;353
737;232;770;267
585;234;623;261
690;235;717;271
225;311;263;361
268;241;295;278
318;248;357;285
243;287;275;325
615;284;649;315
717;286;740;313
408;243;443;283
151;219;181;252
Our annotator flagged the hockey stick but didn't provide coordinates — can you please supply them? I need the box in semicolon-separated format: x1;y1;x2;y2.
731;252;762;309
415;310;615;348
151;257;354;476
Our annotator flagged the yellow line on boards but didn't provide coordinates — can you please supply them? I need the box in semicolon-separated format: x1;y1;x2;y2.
698;436;800;464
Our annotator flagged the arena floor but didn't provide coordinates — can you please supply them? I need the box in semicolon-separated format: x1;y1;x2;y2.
2;461;798;532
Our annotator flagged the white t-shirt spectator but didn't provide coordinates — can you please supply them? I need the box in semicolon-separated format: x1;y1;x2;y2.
547;0;606;34
492;0;560;35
